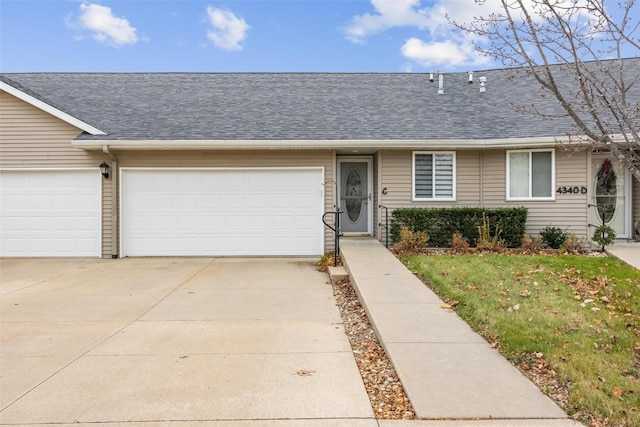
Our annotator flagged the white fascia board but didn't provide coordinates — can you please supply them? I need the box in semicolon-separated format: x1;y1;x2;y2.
0;81;107;135
72;137;584;151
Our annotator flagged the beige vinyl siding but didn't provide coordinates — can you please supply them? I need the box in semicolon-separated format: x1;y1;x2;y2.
0;91;114;257
378;150;481;208
376;150;480;245
483;149;589;238
0;92;99;166
377;147;590;244
117;150;335;252
479;150;505;205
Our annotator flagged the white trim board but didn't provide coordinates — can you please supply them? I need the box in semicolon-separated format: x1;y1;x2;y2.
0;81;107;135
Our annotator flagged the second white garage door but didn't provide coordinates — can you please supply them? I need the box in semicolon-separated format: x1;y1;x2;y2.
0;169;101;257
121;168;324;257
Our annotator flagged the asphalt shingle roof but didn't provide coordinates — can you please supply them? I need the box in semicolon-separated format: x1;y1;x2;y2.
2;59;638;142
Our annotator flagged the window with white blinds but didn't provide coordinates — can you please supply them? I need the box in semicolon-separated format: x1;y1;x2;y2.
413;152;456;200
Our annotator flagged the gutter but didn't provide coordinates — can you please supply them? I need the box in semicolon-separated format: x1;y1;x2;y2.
72;137;586;151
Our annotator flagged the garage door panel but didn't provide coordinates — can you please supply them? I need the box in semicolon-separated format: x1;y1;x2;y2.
122;169;323;256
0;170;101;257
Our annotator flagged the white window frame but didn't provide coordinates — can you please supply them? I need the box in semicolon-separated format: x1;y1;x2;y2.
412;151;457;201
506;149;556;201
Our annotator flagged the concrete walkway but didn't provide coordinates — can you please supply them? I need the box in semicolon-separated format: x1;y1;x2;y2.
340;238;582;427
606;241;640;270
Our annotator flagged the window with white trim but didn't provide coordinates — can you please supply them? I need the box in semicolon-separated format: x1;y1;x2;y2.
507;149;554;200
413;152;456;200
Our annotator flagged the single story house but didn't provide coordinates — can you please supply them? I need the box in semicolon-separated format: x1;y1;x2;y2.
1;61;639;258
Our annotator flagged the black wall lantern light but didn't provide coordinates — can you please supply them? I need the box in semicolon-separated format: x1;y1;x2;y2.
99;161;110;179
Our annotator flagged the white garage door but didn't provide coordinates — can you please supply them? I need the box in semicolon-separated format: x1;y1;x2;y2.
121;168;324;256
0;170;102;257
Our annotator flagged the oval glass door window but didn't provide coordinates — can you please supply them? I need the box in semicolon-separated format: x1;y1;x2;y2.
595;159;617;223
345;167;363;223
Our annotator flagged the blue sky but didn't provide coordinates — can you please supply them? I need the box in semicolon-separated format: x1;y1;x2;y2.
0;0;498;72
0;1;636;73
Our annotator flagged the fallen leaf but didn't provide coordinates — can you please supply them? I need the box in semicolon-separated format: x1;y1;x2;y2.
613;387;623;400
295;369;316;377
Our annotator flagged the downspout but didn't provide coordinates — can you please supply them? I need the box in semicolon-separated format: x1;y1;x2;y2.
102;145;119;259
479;151;484;207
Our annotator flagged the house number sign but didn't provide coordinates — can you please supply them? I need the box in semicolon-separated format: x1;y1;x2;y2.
556;186;588;194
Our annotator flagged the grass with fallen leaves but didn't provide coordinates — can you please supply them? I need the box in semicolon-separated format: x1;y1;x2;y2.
404;253;640;427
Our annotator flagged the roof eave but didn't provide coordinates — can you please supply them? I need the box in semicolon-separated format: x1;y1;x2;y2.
0;80;107;136
71;137;586;151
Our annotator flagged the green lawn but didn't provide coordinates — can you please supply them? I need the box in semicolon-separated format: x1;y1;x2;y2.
403;253;640;427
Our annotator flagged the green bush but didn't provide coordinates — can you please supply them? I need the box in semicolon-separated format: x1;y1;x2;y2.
539;226;569;249
389;207;527;248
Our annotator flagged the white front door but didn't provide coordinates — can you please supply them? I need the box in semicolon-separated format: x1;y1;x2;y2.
338;159;372;235
589;155;631;238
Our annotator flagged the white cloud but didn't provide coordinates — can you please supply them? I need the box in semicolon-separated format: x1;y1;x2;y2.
346;0;584;69
401;37;491;68
205;6;251;51
67;3;138;47
344;0;430;43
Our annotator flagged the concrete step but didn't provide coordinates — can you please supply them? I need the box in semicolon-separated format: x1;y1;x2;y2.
327;266;349;284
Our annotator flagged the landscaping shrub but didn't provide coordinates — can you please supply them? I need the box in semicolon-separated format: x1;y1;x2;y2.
539;226;568;249
389;207;527;248
560;233;587;254
476;213;505;251
449;232;470;253
394;227;429;253
521;234;543;252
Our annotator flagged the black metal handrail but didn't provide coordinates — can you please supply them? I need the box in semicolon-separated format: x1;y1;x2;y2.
378;204;389;248
322;208;344;266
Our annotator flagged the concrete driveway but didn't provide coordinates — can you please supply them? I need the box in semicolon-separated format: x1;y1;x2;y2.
0;258;374;426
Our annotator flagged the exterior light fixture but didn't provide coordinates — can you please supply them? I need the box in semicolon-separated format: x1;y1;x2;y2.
99;161;110;179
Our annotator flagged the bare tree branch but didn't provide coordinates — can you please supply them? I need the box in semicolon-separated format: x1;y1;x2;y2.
452;0;640;180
